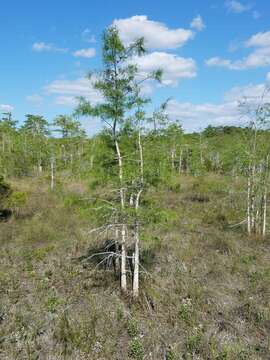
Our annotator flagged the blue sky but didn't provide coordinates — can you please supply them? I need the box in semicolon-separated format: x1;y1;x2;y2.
0;0;270;133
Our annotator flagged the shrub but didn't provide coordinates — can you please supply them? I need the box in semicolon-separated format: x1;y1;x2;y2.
128;338;144;359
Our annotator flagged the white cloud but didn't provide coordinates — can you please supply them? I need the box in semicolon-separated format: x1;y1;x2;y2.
32;42;68;53
225;1;260;19
246;31;270;48
167;99;240;131
81;29;97;43
133;51;196;87
44;51;196;106
44;77;102;107
206;57;233;68
267;72;270;84
113;15;194;49
72;48;96;58
224;83;269;102
167;75;270;131
225;0;252;13
54;96;78;106
206;30;270;70
26;94;43;104
190;15;205;31
0;104;14;112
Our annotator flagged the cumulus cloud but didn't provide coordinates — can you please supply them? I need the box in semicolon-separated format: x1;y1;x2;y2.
72;48;96;58
32;42;68;53
225;0;252;13
167;99;240;131
224;83;269;102
246;31;270;48
0;104;14;112
190;15;205;31
44;77;102;106
206;30;270;70
167;74;270;131
113;15;193;49
224;1;260;19
133;52;196;86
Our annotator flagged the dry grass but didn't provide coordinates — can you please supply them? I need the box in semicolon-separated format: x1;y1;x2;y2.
0;174;269;359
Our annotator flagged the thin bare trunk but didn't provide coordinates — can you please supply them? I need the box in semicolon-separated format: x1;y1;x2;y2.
171;149;175;171
262;155;269;238
133;220;139;298
262;190;267;238
120;225;127;292
179;148;182;174
115;226;120;272
115;138;127;293
133;123;144;298
199;133;203;166
138;130;144;183
247;169;251;236
133;189;142;298
50;158;54;190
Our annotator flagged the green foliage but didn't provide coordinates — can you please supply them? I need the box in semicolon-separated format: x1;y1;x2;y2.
166;349;176;360
46;295;63;313
22;114;50;136
128;338;144;359
127;319;139;338
53;115;86;138
185;328;203;353
0;175;11;204
7;191;27;209
178;300;194;324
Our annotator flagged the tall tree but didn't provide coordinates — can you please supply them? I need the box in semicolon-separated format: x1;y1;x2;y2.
53;115;85;138
22;114;50;137
21;114;50;174
76;26;161;295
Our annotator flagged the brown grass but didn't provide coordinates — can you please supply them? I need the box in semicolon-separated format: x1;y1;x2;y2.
0;174;269;359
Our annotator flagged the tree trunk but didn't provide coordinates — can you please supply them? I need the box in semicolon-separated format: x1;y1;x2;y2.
179;148;182;174
115;138;127;293
247;171;251;236
50;158;54;190
133;189;142;298
133;220;139;298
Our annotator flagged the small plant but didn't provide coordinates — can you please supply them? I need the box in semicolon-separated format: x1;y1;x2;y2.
7;191;27;207
46;295;62;313
128;338;144;359
127;319;139;338
185;328;203;353
178;298;194;324
116;305;124;321
166;348;176;360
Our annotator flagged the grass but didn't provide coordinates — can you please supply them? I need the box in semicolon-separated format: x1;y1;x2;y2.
0;173;269;359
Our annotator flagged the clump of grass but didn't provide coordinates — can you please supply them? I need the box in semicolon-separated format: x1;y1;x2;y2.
128;338;144;359
46;295;63;313
127;319;139;338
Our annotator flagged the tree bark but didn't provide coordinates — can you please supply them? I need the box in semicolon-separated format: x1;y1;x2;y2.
115;138;127;293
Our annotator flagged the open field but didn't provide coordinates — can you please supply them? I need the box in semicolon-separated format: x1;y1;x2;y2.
1;174;269;359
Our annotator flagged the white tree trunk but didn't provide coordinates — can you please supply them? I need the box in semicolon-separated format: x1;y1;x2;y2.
179;148;182;174
247;173;251;236
133;220;139;298
50;158;54;190
115;139;127;293
133;189;142;298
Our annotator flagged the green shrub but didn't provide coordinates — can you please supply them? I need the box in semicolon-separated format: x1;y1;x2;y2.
46;295;63;313
128;338;144;359
127;319;139;338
